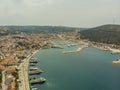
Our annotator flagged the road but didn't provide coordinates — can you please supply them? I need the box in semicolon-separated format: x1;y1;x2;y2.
18;50;38;90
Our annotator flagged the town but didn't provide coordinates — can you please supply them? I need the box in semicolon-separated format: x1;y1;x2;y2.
0;32;79;90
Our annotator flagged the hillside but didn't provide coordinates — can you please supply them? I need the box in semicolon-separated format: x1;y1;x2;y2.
80;24;120;45
0;26;80;35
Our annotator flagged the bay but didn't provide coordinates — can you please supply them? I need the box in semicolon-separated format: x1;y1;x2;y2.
31;46;120;90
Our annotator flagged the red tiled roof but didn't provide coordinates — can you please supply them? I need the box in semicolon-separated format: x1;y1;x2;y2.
6;66;16;71
8;59;17;63
0;65;5;70
10;82;16;89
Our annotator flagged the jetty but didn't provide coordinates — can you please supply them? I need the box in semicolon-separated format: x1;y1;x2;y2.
110;48;120;54
62;45;88;54
112;58;120;64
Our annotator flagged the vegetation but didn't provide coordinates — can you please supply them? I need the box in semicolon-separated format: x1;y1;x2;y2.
12;72;19;79
80;24;120;45
0;71;2;88
0;26;80;35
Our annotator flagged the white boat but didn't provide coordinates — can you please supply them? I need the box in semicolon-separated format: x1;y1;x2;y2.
31;88;38;90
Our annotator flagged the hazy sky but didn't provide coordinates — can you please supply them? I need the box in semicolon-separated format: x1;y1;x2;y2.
0;0;120;27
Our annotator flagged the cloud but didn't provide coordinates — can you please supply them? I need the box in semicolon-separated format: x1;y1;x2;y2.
0;0;119;27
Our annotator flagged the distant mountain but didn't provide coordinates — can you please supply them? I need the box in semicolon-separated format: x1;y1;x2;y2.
80;24;120;45
0;26;82;35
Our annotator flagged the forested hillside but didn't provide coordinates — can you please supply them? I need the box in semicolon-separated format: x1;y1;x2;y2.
0;26;80;35
80;24;120;45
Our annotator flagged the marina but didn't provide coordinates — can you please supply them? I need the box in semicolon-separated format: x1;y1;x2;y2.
0;1;120;89
28;55;46;89
32;45;120;90
19;41;120;90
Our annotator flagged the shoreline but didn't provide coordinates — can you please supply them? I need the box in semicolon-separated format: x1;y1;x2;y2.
92;44;120;54
18;40;120;90
18;50;39;90
77;40;120;54
62;45;88;54
61;40;119;54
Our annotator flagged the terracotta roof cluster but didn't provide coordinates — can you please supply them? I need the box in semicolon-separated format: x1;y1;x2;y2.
0;65;5;71
6;66;16;72
7;82;16;90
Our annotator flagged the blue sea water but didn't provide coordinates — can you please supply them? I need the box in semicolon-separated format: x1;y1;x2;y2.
30;46;120;90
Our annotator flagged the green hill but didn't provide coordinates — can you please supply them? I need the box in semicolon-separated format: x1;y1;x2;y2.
0;26;80;35
80;24;120;45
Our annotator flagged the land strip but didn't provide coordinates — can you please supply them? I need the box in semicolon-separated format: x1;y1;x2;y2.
18;50;39;90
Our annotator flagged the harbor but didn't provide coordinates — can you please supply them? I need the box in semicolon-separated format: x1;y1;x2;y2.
18;50;39;90
28;53;46;90
18;40;120;90
30;46;120;90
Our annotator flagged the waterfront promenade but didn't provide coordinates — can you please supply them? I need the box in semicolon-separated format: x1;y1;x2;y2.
18;50;38;90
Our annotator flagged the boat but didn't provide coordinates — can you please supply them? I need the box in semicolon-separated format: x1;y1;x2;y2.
51;45;63;49
29;69;43;75
30;57;38;61
30;77;46;85
29;63;36;66
29;68;40;71
31;88;38;90
29;76;36;81
29;59;38;63
67;43;77;47
112;58;120;64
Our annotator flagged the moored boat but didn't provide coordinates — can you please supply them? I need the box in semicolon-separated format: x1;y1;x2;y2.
31;88;38;90
29;69;43;75
30;77;46;85
112;58;120;64
29;57;38;63
29;60;38;63
29;63;36;66
29;67;39;71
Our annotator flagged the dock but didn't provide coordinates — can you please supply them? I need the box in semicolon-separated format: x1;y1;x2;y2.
62;45;88;54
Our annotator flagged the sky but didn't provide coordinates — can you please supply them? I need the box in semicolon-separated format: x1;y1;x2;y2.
0;0;120;27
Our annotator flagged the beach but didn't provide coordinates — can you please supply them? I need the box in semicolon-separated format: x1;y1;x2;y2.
18;50;39;90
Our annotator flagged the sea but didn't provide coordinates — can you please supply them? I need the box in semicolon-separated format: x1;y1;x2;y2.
29;41;120;90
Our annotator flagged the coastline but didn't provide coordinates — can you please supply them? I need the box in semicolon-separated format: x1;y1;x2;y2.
61;40;119;54
18;50;39;90
92;44;120;54
18;40;120;90
62;45;88;54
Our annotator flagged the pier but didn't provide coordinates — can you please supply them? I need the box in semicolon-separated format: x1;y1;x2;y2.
112;58;120;64
62;45;88;54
